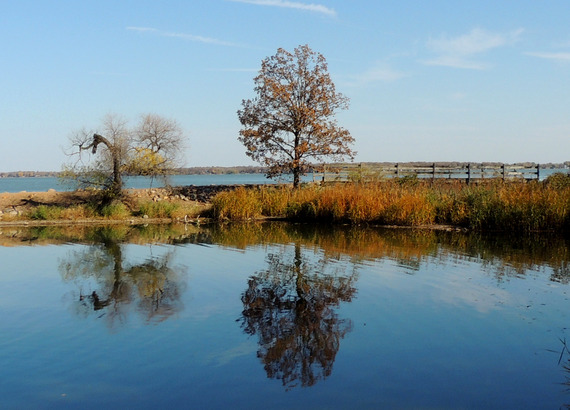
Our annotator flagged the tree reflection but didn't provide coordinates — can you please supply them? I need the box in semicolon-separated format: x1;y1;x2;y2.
59;228;187;327
240;242;357;389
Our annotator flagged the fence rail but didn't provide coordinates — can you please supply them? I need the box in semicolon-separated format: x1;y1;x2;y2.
312;162;544;183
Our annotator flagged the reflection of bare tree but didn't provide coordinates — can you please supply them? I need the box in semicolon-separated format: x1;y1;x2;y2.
240;242;357;389
60;229;186;327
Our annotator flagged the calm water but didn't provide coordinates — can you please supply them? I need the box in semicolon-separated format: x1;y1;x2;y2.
0;174;315;193
1;169;567;193
1;223;570;409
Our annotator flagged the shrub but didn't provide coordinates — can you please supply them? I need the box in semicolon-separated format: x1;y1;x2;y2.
211;187;262;220
138;201;179;219
545;172;570;190
100;202;131;219
29;205;63;220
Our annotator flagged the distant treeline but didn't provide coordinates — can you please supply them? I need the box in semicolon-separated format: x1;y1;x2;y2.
175;166;267;175
0;166;268;178
1;162;568;178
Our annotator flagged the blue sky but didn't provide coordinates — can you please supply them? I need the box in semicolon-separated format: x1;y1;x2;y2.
1;0;569;171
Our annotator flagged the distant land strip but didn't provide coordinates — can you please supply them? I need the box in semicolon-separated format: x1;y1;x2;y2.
0;166;267;178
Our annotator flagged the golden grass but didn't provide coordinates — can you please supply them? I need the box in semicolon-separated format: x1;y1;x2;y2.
210;179;570;231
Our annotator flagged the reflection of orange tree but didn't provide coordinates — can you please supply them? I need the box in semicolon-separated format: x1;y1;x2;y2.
240;242;357;389
59;230;186;327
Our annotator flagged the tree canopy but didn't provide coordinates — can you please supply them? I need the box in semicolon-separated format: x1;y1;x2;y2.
238;45;355;187
64;113;186;201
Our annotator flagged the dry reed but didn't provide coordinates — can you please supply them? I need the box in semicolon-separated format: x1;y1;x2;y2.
210;179;570;231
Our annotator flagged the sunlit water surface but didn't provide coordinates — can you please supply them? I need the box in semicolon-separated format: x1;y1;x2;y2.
1;223;570;409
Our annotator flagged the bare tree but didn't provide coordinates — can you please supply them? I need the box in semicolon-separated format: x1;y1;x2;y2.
238;45;355;187
128;114;186;181
65;113;130;199
64;113;187;200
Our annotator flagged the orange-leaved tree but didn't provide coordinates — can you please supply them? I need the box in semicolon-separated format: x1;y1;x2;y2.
238;45;355;188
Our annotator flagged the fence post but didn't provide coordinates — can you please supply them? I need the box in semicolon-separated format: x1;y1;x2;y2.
432;163;436;181
467;163;471;184
536;163;540;181
502;164;505;181
396;163;399;178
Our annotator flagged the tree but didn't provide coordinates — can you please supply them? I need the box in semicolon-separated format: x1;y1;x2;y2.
238;44;355;188
240;242;356;388
128;113;186;180
64;113;186;201
60;227;187;328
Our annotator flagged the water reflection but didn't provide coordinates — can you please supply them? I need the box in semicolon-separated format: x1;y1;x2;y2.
58;227;187;327
207;223;570;283
2;223;570;406
240;242;357;389
3;222;570;283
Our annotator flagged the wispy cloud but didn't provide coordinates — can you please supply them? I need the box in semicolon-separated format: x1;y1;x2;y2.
208;68;259;73
127;26;243;47
346;63;406;87
226;0;336;17
524;51;570;62
422;28;524;70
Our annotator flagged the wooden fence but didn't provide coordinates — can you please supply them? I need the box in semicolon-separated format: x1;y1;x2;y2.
312;162;543;183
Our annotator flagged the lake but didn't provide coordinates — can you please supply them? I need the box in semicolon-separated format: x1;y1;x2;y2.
1;222;570;409
1;169;568;193
0;174;313;193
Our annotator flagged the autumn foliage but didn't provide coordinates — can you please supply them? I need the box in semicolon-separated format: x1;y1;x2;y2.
238;45;355;187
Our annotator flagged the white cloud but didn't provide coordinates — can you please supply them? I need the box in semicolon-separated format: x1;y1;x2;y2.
524;51;570;61
346;63;406;87
226;0;336;17
422;28;524;70
126;26;243;47
422;56;489;70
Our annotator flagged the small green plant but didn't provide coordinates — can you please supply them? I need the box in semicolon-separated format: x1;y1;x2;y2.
100;202;131;219
138;201;179;218
29;205;64;220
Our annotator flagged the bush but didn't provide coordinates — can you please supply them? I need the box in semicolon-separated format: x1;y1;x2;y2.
545;172;570;190
100;202;131;219
138;201;179;219
29;205;63;220
211;187;262;220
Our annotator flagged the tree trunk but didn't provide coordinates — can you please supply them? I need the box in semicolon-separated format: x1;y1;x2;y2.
91;133;123;199
111;154;123;199
293;168;300;188
293;133;301;188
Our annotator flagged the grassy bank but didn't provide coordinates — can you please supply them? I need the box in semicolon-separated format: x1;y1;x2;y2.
0;190;207;224
211;175;570;232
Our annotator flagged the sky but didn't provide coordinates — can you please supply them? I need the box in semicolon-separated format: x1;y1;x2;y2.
1;0;569;172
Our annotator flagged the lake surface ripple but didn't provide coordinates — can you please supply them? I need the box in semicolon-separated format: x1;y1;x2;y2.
1;223;570;409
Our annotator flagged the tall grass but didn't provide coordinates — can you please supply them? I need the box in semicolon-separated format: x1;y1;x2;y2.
210;179;570;231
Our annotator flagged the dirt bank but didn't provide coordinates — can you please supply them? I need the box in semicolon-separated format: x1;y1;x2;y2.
0;185;265;225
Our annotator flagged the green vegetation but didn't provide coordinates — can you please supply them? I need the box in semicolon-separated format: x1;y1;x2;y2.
4;197;205;223
138;201;180;219
210;177;570;232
